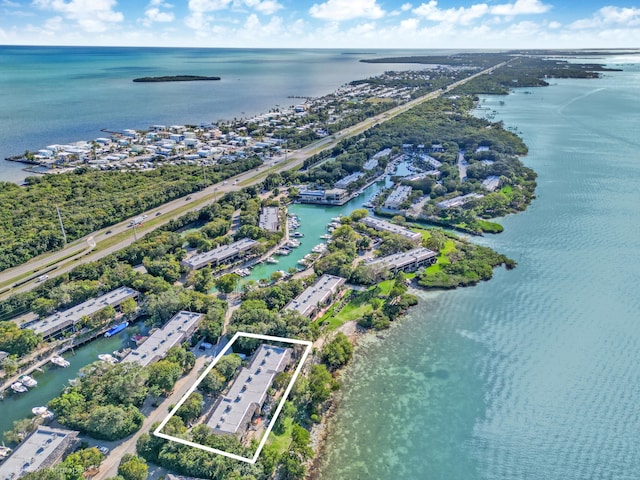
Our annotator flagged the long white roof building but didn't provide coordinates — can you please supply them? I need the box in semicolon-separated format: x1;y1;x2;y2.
181;238;257;270
283;274;345;318
24;287;139;339
207;344;291;436
121;311;202;367
360;216;423;245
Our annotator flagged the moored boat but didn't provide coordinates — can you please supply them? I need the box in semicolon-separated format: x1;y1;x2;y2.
32;406;53;417
98;353;118;364
265;256;278;264
50;355;70;368
19;375;37;388
11;382;27;393
0;446;12;459
104;321;129;338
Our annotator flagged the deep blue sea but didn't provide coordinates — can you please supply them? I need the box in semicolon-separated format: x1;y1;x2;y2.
0;46;454;183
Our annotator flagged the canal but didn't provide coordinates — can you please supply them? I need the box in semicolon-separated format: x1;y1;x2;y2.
245;179;390;283
0;325;141;437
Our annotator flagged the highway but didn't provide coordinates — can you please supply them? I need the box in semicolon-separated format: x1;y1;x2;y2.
0;61;507;302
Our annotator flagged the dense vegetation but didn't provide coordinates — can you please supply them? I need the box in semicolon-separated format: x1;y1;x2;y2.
41;344;194;441
0;157;261;271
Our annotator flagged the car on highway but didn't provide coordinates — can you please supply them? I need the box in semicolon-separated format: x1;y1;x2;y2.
186;196;192;200
155;212;161;216
105;230;112;235
96;446;109;455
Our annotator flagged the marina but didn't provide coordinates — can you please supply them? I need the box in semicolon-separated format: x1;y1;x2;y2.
244;180;386;283
0;326;135;436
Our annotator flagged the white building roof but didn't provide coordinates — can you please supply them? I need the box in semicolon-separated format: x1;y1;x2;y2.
121;311;202;367
181;238;257;270
360;216;422;244
284;274;345;318
384;185;412;209
367;247;437;270
0;426;78;480
207;344;291;435
25;287;139;338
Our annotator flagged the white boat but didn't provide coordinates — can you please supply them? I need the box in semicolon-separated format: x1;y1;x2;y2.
320;234;332;239
265;256;278;264
32;406;53;417
287;239;301;247
312;244;327;253
50;355;70;368
11;382;27;393
275;248;291;256
292;231;304;237
98;354;118;364
19;375;37;388
0;446;12;458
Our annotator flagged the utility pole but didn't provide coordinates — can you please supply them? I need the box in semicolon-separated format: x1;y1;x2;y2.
132;222;138;241
56;205;67;245
202;165;207;189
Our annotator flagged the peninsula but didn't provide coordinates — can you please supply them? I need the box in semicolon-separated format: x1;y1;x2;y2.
0;51;622;480
132;75;221;82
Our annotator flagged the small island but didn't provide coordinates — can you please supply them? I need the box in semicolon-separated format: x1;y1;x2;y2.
132;75;221;82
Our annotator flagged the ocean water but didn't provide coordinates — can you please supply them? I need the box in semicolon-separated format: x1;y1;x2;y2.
318;59;640;479
0;46;456;183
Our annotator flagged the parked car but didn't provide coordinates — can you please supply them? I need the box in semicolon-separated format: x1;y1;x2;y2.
97;446;109;455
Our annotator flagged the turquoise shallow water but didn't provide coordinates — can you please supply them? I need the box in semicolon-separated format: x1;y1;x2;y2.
318;60;640;479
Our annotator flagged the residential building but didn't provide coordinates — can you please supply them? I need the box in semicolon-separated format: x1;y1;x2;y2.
360;216;423;245
284;274;346;319
258;207;280;232
362;158;379;171
121;311;202;367
297;188;349;206
206;344;292;437
384;185;412;209
365;247;437;275
482;175;501;192
436;193;485;209
0;426;79;480
334;172;364;189
180;238;258;270
23;287;139;339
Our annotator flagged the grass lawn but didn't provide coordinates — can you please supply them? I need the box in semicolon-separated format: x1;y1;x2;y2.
425;240;455;274
267;416;293;453
376;279;395;296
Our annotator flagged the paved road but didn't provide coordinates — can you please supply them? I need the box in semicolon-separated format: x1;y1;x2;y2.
0;61;507;301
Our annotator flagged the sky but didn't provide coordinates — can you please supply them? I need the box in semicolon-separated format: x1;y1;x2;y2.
1;0;640;48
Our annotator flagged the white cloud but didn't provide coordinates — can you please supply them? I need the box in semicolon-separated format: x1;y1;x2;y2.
33;0;123;32
412;0;550;26
144;7;175;24
243;0;283;16
570;6;640;30
401;3;412;11
142;0;174;25
188;0;232;13
413;1;489;25
309;0;384;21
490;0;550;16
547;20;560;29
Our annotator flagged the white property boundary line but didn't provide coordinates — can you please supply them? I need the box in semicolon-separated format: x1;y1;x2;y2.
153;331;313;464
